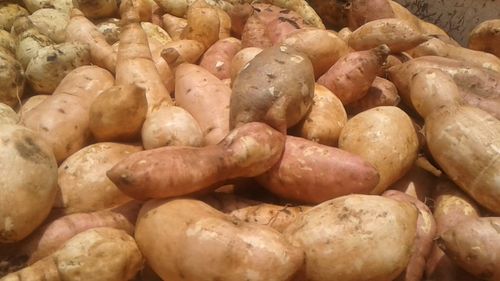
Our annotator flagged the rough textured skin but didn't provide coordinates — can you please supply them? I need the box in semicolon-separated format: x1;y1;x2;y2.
0;103;18;125
282;29;350;78
383;190;436;281
294;84;347;146
0;30;15;54
89;84;148;142
347;0;395;30
22;66;114;163
409;38;500;73
284;194;418;281
109;122;285;200
438;218;500;281
0;51;24;108
346;76;400;114
65;9;116;73
96;18;121;44
175;63;231;145
229;203;310;232
135;199;304;281
11;16;53;69
339;106;419;194
55;143;141;214
199;37;242;80
0;228;144;281
425;105;500;214
426;180;481;281
468;19;500;58
230;45;315;133
0;124;58;243
230;47;262;82
73;0;118;19
349;18;428;52
28;8;69;43
257;136;379;203
0;3;28;31
318;45;390;105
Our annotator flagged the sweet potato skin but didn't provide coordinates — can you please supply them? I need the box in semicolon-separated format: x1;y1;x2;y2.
199;37;242;80
108;122;285;200
257;136;379;204
346;76;400;114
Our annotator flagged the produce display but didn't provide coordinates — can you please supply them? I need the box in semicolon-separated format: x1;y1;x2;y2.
0;0;499;280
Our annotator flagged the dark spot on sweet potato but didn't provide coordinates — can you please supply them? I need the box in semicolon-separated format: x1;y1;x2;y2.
274;59;285;64
46;54;57;62
58;108;66;114
266;73;276;79
14;136;49;163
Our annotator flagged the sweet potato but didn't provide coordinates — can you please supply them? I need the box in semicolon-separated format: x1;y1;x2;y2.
89;84;148;142
175;63;231;145
199;37;241;80
410;38;500;73
199;192;261;213
387;0;421;31
11;16;53;69
318;44;390;105
282;29;350;77
306;0;346;30
0;3;28;31
426;180;481;281
161;13;187;40
118;0;152;21
17;95;49;117
0;228;143;281
96;17;120;44
293;84;347;146
383;190;436;281
25;42;91;95
337;27;352;42
346;0;395;30
0;50;24;108
160;39;206;69
388;56;500;119
0;103;18;125
468;19;500;58
438;218;500;281
72;0;118;19
65;9;116;73
135;198;303;281
56;143;141;214
108;122;285;200
22;0;74;13
22;66;114;163
181;0;220;50
0;123;57;243
391;163;436;203
141;21;172;45
346;76;400;114
284;194;418;281
228;2;253;37
425;105;500;214
0;201;140;268
230;45;315;132
28;8;69;43
257;136;379;204
229;203;310;232
229;46;262;82
147;36;176;93
0;30;15;55
349;18;428;52
339;106;419;194
265;0;323;29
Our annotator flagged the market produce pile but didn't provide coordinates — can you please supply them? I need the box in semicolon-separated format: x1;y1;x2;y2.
0;0;499;280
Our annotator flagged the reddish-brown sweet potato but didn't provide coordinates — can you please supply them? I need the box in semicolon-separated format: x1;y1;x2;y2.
199;37;242;80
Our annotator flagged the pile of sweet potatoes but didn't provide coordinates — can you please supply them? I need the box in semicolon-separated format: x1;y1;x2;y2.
0;0;499;280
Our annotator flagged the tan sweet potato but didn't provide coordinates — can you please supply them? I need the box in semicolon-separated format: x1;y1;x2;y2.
175;63;231;145
409;38;500;73
438;218;500;281
468;19;500;58
89;84;148;142
257;135;379;204
160;39;206;69
28;8;69;43
0;103;18;125
0;51;24;108
265;0;324;29
293;84;347;146
135;198;304;281
339;106;419;194
72;0;118;19
95;17;121;44
349;18;428;52
318;44;390;105
17;95;49;117
108;122;285;200
346;76;400;114
0;228;143;281
230;45;315;132
11;16;53;69
22;66;114;163
425;105;500;214
383;190;436;281
229;46;262;82
181;0;220;50
0;3;28;31
346;0;395;30
55;143;141;214
65;9;117;73
337;27;352;42
199;37;242;80
284;194;418;281
0;123;57;243
387;1;421;31
426;180;481;281
0;30;15;55
161;13;187;40
282;29;350;77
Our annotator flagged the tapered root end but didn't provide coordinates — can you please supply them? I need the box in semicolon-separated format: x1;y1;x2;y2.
120;0;141;25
